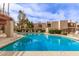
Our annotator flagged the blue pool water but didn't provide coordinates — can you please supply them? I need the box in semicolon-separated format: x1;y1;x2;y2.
0;33;79;51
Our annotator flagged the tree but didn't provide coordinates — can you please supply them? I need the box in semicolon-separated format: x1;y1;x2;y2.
17;10;34;32
18;10;26;21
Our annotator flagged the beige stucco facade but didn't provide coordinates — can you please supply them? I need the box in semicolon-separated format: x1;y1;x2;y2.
33;20;77;33
76;24;79;30
34;23;47;30
60;20;68;30
49;21;59;30
4;20;14;37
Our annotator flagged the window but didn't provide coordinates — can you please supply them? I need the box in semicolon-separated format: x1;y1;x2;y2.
38;24;42;27
77;25;79;27
68;23;75;27
47;23;51;27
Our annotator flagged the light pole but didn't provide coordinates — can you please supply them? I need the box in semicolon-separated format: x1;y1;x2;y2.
8;3;10;15
3;3;5;13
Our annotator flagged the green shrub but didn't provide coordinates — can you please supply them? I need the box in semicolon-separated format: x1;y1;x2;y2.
49;30;62;34
49;30;54;34
16;30;22;32
41;30;45;32
36;29;45;33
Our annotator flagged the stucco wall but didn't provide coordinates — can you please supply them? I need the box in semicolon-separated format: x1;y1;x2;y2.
4;20;14;37
60;20;68;30
51;21;59;30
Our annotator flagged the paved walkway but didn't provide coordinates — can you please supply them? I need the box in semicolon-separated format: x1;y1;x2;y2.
0;34;23;48
0;51;24;56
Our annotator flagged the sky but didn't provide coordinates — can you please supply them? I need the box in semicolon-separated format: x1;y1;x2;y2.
0;3;79;23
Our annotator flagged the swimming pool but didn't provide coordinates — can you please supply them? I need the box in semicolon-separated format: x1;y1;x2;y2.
0;33;79;51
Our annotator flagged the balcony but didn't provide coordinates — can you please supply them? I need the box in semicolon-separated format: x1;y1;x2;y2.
68;23;76;27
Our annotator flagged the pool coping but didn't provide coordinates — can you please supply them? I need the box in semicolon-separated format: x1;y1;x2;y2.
1;51;79;56
44;33;79;41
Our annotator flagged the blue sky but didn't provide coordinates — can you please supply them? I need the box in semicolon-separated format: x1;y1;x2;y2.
2;3;79;23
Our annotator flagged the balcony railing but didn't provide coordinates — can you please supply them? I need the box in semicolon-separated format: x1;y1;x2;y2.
68;23;76;27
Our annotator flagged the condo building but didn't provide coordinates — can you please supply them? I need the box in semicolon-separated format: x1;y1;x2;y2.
60;20;76;33
76;24;79;30
34;20;77;34
34;23;47;32
47;21;59;30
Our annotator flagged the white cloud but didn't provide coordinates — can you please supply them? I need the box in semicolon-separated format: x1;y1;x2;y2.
3;3;79;23
26;10;66;22
68;9;79;20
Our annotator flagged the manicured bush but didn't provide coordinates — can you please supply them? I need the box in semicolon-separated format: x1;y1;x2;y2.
35;29;45;33
16;30;22;32
49;30;54;34
49;30;62;34
41;30;45;32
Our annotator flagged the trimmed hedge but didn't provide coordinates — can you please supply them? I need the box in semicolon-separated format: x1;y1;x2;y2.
36;29;45;32
41;30;45;32
16;30;22;32
49;30;62;34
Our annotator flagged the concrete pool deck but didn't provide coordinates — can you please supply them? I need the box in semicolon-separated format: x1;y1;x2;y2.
0;33;23;48
1;51;79;56
0;33;79;56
